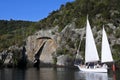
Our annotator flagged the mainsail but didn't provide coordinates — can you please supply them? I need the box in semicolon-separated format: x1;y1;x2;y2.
85;17;99;63
101;27;113;63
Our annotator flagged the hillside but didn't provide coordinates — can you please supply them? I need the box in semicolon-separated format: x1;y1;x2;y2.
37;0;120;30
0;20;36;51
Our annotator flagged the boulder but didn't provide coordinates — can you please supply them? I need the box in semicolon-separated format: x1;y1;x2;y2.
57;55;74;66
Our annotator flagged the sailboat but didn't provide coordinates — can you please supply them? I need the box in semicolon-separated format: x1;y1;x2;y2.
76;17;114;73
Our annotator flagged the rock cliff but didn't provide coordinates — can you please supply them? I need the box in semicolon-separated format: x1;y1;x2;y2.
26;21;120;66
26;27;59;66
25;22;85;66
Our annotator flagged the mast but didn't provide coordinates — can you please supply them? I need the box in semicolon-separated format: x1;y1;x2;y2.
74;34;84;64
85;16;99;63
77;32;84;55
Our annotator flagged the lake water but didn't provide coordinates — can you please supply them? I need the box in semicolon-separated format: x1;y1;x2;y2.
0;67;119;80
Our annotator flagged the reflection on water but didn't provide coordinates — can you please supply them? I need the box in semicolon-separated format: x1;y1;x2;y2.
0;68;119;80
75;72;110;80
85;72;108;80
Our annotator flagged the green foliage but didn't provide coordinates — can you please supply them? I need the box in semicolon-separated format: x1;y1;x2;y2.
115;27;120;38
0;20;36;51
112;44;120;61
53;57;57;65
34;0;120;30
56;49;64;55
56;47;70;56
11;49;21;66
112;44;120;52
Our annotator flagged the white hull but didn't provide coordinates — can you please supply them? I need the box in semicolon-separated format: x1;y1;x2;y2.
76;65;107;73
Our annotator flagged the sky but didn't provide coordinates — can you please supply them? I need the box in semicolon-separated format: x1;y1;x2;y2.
0;0;74;21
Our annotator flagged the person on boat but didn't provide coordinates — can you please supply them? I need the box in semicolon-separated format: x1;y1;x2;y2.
94;63;101;68
85;63;89;68
102;64;108;69
86;62;94;68
89;62;94;68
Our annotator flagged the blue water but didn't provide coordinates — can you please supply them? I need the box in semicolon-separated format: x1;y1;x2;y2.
0;68;119;80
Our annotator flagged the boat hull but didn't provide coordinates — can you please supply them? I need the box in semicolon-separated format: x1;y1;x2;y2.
76;65;107;73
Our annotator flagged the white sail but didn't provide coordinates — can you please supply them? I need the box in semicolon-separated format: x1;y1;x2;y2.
85;17;99;63
101;27;113;63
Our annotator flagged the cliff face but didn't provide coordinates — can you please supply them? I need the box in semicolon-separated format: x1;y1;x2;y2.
25;22;84;66
40;39;57;63
26;27;59;65
26;21;120;66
